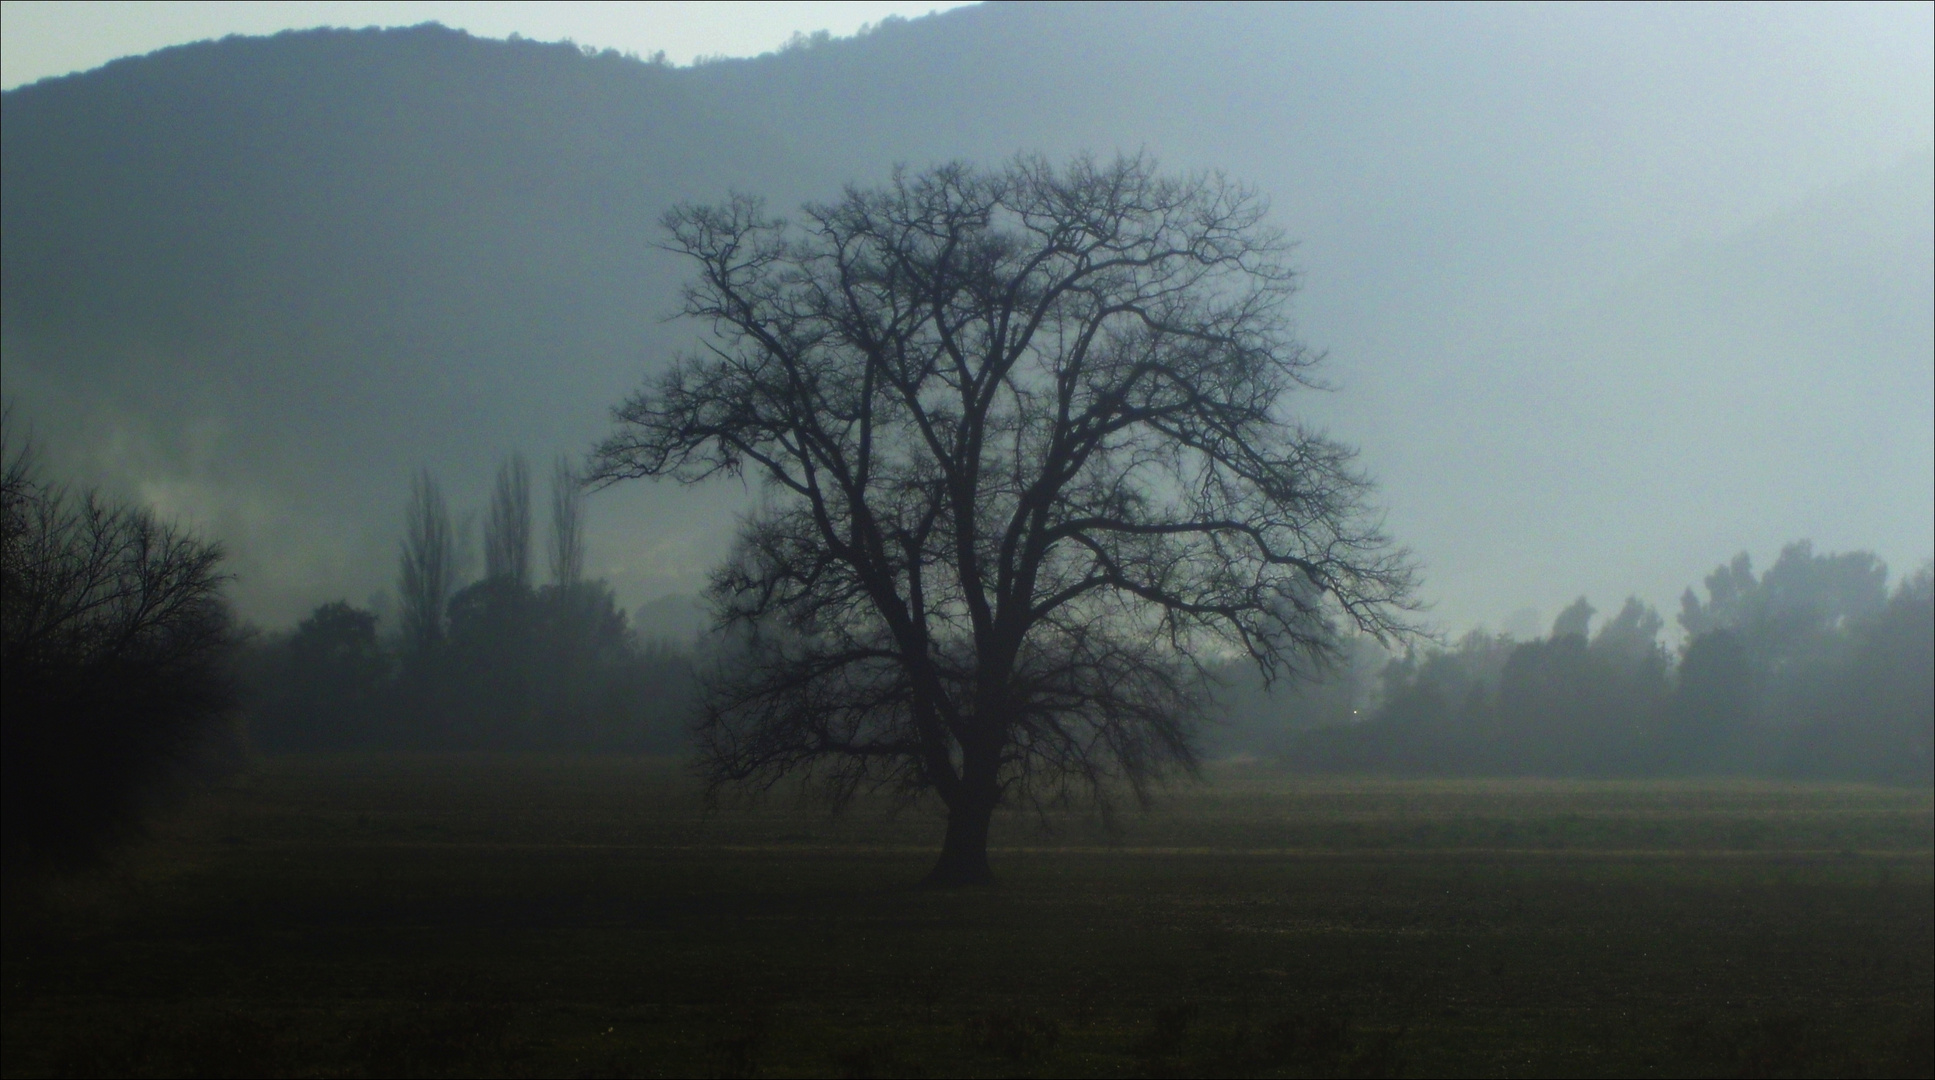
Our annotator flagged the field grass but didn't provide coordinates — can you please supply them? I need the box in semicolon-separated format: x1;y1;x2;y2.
3;755;1930;1078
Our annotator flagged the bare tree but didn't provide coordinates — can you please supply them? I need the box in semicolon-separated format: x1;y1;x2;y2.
398;468;454;656
484;453;532;587
591;156;1417;884
2;410;234;871
548;455;586;588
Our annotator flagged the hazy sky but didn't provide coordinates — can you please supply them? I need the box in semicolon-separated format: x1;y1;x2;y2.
0;1;977;88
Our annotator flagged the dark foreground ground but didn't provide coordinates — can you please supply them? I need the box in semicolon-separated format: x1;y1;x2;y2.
3;756;1930;1078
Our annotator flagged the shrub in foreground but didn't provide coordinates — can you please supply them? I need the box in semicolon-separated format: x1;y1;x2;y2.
1;428;236;874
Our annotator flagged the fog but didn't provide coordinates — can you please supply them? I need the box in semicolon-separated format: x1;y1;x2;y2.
1;4;1927;639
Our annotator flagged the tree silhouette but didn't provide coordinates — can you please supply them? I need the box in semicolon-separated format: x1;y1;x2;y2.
548;455;586;588
253;601;390;750
398;468;454;660
1551;596;1595;641
1678;542;1890;728
484;454;533;588
591;156;1417;884
1785;564;1934;784
1666;628;1753;773
2;416;235;872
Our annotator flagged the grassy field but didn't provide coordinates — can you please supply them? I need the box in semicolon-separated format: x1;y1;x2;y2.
3;755;1930;1078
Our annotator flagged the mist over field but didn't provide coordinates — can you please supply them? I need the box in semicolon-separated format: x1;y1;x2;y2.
3;2;1928;635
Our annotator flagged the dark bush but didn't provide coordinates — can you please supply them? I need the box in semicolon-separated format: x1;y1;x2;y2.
1;426;236;874
250;601;390;750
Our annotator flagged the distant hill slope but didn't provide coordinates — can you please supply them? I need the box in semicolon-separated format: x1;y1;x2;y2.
3;26;786;614
3;6;1929;626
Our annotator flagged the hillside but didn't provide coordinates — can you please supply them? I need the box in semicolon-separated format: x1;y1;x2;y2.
3;5;1929;626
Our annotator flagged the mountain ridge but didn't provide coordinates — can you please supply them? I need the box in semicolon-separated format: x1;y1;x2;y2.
3;7;1928;628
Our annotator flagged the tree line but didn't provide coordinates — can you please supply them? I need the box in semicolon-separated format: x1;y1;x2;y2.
6;402;1930;888
241;455;694;753
1219;542;1933;786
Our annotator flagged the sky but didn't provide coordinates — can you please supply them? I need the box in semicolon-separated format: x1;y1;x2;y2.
0;0;978;88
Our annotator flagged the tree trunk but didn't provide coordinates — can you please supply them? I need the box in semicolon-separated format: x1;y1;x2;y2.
924;795;996;886
926;733;1003;886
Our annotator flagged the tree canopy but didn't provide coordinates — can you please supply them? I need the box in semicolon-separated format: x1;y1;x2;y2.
592;155;1417;883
